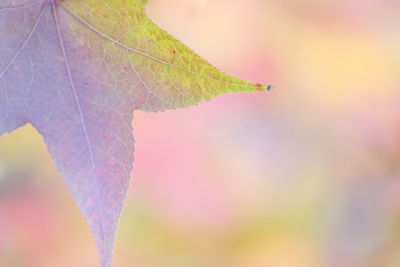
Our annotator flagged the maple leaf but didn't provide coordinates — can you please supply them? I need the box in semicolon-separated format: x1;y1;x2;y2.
0;0;272;266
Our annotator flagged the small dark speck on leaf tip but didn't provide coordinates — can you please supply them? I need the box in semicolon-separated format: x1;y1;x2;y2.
256;83;275;91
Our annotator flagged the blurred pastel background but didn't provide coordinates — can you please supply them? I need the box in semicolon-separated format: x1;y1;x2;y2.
1;0;400;266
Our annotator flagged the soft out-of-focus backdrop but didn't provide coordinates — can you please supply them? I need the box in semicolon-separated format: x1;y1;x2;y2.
1;0;400;266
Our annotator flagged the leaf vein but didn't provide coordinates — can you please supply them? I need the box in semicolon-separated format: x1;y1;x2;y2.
0;0;39;11
52;2;107;246
60;5;266;90
0;3;45;78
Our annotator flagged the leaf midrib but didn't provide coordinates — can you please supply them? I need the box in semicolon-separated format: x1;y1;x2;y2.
59;3;266;90
51;2;107;247
0;1;108;248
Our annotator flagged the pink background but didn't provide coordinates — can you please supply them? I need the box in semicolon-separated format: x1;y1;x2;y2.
1;0;400;266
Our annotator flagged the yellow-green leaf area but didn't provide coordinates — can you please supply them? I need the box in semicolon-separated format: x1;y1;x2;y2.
61;0;271;111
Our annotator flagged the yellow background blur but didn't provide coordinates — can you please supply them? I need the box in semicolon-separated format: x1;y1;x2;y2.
1;0;400;266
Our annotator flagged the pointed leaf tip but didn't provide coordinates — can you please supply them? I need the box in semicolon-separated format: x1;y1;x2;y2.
0;1;272;266
255;83;275;91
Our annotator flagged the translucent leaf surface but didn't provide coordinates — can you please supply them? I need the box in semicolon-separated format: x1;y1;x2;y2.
0;0;271;266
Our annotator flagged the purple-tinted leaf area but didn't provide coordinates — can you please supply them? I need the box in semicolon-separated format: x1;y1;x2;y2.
1;2;136;266
0;1;268;266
